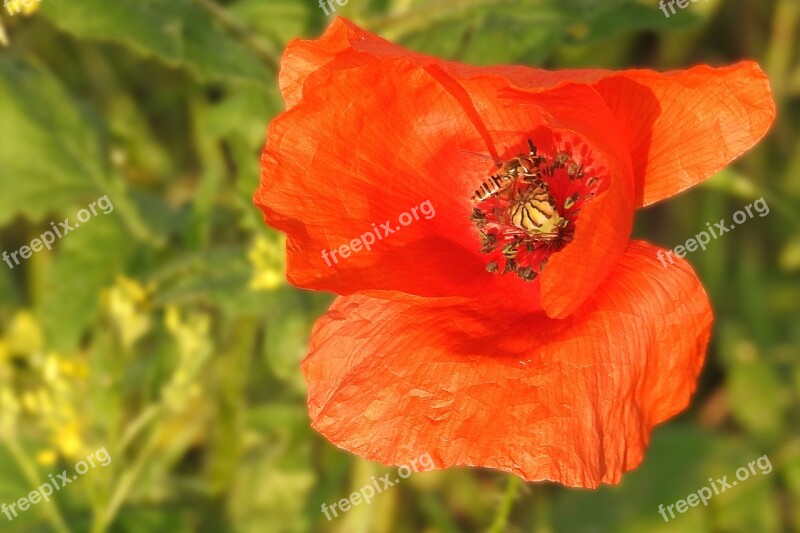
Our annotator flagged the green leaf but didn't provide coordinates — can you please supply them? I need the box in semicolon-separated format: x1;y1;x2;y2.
263;297;311;392
551;426;780;533
0;264;22;314
459;10;564;65
205;81;282;148
394;0;645;65
563;2;702;45
229;0;321;46
395;2;565;64
784;452;800;531
113;507;199;532
717;326;788;442
229;405;314;533
0;58;106;226
40;0;273;86
0;444;55;532
147;245;260;313
37;213;134;351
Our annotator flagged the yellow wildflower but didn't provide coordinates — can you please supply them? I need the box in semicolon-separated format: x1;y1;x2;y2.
103;276;153;348
59;357;89;379
42;352;89;384
36;449;57;466
248;234;286;291
165;306;212;361
0;388;20;438
22;389;40;413
4;311;43;355
163;307;211;411
53;419;83;458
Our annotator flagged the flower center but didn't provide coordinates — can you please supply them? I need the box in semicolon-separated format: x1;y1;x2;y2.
470;139;601;282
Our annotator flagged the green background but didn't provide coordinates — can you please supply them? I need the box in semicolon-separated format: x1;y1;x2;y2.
0;0;798;531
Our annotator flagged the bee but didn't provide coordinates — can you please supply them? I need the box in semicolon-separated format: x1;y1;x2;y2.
469;140;543;203
471;173;514;203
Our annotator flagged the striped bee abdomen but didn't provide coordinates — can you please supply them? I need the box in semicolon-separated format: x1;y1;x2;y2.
471;174;512;202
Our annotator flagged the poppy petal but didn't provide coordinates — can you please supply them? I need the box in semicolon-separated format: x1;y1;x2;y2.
279;18;432;109
263;49;648;314
591;63;776;206
259;58;546;303
260;54;639;313
497;83;635;318
279;18;605;110
302;240;712;488
281;20;774;209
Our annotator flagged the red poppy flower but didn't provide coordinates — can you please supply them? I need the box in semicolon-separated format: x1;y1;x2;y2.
255;18;775;487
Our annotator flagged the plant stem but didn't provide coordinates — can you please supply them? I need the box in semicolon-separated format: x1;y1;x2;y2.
192;0;279;73
0;16;8;46
488;474;521;533
3;438;72;533
93;430;160;533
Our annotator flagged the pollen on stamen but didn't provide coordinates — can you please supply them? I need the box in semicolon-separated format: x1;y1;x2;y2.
469;138;604;282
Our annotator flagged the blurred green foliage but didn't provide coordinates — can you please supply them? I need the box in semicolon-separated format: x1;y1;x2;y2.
0;0;798;531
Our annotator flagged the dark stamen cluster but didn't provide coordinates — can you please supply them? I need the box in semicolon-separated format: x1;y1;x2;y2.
469;139;602;282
